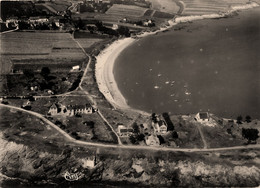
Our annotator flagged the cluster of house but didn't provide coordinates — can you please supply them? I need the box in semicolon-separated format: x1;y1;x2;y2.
120;17;155;27
3;16;66;29
48;103;95;116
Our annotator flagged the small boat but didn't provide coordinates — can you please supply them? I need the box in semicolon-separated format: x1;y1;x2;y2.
154;86;159;89
149;68;153;71
170;94;175;97
185;91;191;95
165;81;170;84
174;99;178;102
158;74;162;77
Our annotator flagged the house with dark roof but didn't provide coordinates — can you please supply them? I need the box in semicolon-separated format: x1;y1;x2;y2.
195;112;210;122
117;125;134;137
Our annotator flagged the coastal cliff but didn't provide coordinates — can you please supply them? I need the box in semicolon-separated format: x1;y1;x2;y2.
1;133;259;187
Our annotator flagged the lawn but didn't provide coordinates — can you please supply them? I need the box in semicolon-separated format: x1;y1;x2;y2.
170;115;204;148
0;106;68;154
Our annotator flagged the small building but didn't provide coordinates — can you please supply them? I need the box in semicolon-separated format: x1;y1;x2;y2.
72;65;80;71
85;156;96;168
117;125;133;137
145;134;160;146
195;112;210;122
112;24;118;30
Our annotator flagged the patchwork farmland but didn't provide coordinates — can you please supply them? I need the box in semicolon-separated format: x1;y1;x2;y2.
182;0;250;15
0;32;86;74
106;4;148;18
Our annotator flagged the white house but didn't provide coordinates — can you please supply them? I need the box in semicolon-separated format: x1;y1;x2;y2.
145;134;160;146
195;112;210;122
152;119;168;135
112;24;118;30
72;65;80;71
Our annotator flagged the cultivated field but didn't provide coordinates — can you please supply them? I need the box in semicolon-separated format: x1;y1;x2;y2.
146;0;180;14
182;0;250;15
0;32;86;74
106;4;148;18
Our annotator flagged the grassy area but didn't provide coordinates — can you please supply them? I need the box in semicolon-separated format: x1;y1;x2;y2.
0;106;67;154
170;115;204;148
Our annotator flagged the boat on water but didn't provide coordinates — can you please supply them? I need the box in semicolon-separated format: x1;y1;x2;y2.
154;86;160;89
170;94;175;97
165;81;170;84
185;91;191;95
158;74;162;77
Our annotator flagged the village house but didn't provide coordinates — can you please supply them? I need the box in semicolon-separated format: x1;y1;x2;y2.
5;17;18;28
152;119;168;135
117;125;134;137
145;134;160;146
195;112;210;122
48;103;94;116
29;16;49;24
71;65;80;71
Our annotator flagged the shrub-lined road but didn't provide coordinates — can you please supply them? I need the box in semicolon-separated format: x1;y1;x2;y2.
1;103;260;152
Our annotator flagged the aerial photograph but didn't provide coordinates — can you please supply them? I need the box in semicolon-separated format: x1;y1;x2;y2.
0;0;259;187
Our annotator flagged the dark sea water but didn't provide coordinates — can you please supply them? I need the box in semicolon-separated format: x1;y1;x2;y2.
114;8;260;119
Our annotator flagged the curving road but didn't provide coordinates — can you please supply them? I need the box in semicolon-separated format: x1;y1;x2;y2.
1;103;260;153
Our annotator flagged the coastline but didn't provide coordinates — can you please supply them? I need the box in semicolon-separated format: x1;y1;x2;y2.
95;1;259;116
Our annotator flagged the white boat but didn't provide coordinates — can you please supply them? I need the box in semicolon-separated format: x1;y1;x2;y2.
170;94;175;97
185;91;191;95
154;86;159;89
165;81;170;84
158;74;162;77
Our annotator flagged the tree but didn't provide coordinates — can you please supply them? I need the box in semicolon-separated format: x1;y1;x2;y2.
157;135;165;145
162;112;174;131
172;131;178;139
129;135;137;144
242;128;259;144
236;115;243;124
132;122;140;134
117;26;130;37
40;67;50;78
245;115;251;123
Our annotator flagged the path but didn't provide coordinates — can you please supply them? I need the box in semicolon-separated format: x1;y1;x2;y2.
195;123;208;149
0;26;19;34
1;103;260;152
70;33;122;145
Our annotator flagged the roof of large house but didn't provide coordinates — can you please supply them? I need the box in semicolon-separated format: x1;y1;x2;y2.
199;112;209;119
158;120;167;127
67;104;92;110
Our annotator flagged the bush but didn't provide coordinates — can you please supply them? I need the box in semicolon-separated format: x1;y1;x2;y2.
242;128;259;144
236;115;243;124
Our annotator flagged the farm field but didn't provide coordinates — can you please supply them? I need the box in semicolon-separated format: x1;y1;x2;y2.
106;4;148;18
182;0;249;15
0;32;86;74
146;0;180;14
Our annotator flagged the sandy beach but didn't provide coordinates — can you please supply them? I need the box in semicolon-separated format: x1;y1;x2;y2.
95;37;136;110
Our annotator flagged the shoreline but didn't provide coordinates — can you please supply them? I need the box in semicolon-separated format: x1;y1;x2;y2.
95;1;259;116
